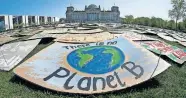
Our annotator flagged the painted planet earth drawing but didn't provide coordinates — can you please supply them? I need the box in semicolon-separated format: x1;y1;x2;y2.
67;46;125;74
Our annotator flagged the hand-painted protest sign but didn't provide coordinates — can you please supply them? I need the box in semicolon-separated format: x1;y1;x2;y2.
139;41;186;64
0;39;41;71
14;37;170;94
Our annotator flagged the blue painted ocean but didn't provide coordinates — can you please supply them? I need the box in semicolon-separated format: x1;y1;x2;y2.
67;46;125;74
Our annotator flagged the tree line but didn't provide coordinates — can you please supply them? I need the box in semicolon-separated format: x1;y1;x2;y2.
122;0;186;33
122;15;186;32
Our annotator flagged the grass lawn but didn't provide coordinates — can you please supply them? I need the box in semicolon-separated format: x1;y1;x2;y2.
0;34;186;98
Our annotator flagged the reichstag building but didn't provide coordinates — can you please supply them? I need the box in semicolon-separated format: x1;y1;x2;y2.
66;4;120;23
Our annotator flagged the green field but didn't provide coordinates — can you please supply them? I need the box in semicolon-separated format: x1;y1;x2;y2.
0;35;186;98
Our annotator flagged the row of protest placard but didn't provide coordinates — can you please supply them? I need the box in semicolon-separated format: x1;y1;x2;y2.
137;41;186;64
121;31;186;64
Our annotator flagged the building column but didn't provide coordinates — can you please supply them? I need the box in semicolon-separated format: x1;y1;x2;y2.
25;16;29;27
44;16;48;24
35;16;40;25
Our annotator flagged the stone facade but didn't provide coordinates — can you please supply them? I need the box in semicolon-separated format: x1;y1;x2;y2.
66;4;120;23
0;15;13;30
0;15;59;30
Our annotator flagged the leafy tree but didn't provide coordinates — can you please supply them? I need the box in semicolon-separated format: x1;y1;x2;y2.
144;17;151;26
169;0;186;31
162;20;168;29
166;20;176;30
151;17;157;27
124;15;134;24
121;13;186;33
178;22;185;31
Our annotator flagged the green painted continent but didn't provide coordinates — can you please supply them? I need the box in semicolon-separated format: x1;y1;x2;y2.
103;47;121;67
76;47;94;68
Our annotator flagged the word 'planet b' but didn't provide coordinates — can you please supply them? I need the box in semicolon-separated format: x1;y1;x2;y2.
67;46;125;74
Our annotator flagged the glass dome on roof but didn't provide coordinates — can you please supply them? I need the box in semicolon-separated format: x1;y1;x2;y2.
88;4;97;9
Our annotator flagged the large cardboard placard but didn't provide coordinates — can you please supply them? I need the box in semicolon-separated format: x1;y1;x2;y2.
14;37;170;94
139;41;186;64
0;39;41;71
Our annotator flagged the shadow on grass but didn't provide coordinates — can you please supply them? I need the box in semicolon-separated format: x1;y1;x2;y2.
10;75;160;97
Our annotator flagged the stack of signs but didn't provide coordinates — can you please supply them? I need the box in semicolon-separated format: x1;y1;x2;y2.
178;41;186;47
145;30;157;35
16;29;42;36
122;32;158;41
40;29;68;34
29;29;68;39
169;33;186;42
109;29;126;34
76;27;91;30
29;33;63;39
0;35;18;45
55;32;114;43
157;33;178;42
0;39;41;71
14;37;170;94
139;41;186;64
68;28;103;34
131;30;147;34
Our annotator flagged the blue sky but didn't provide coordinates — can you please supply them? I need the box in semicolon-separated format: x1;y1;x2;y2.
0;0;172;20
